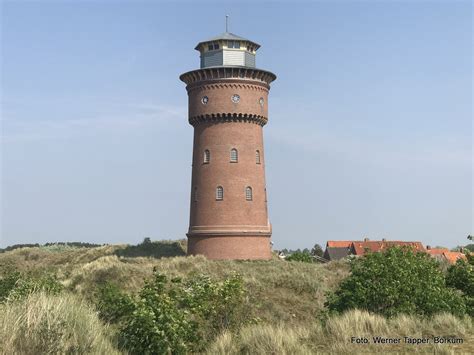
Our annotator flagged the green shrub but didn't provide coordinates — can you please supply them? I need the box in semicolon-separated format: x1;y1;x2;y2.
96;283;135;324
446;258;474;316
98;270;248;354
326;247;467;317
0;271;63;303
286;251;313;263
177;273;247;344
0;271;21;302
118;273;196;354
114;239;186;259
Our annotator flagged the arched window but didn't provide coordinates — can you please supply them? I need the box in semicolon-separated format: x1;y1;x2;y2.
194;187;198;202
204;149;210;164
230;148;238;162
256;150;261;164
246;186;253;201
216;186;224;200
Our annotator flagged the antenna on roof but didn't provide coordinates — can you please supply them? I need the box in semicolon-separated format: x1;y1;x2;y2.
225;15;229;32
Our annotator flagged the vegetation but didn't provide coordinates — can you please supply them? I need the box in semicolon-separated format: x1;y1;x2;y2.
114;238;186;258
0;241;472;354
285;250;314;263
0;270;63;303
0;241;104;253
446;256;474;317
0;292;119;354
326;247;467;317
311;243;324;257
207;310;473;354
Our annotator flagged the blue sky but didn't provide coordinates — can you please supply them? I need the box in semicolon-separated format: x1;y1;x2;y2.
1;0;472;249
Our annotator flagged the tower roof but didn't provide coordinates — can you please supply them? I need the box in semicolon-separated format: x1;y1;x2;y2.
194;32;260;50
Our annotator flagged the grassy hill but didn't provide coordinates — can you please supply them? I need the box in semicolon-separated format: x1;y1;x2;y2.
0;240;472;354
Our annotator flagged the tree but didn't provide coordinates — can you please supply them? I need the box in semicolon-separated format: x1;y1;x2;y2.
464;244;474;253
446;257;474;316
311;244;324;258
286;250;313;263
325;247;466;317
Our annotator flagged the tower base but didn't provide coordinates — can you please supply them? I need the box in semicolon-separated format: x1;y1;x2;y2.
187;235;272;260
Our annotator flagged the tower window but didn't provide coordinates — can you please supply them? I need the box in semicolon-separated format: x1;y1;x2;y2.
230;148;238;162
208;42;219;51
194;187;198;202
246;186;253;201
256;150;261;164
216;186;224;200
227;41;240;49
204;149;210;164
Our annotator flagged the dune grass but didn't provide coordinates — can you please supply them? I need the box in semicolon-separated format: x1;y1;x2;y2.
0;292;119;355
208;310;474;354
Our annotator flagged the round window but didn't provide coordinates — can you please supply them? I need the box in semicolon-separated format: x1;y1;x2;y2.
231;94;240;103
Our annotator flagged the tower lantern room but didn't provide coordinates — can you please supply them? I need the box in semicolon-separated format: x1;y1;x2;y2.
195;32;260;68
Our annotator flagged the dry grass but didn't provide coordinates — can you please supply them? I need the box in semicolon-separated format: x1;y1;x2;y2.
209;310;474;354
0;292;119;354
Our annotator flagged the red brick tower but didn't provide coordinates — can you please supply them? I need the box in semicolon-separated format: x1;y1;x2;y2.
180;31;276;260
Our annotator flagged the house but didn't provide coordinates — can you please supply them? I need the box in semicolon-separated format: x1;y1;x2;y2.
323;238;425;261
323;241;352;261
426;246;468;264
323;239;469;264
350;239;425;257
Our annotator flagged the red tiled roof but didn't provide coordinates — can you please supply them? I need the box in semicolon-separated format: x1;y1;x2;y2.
442;251;467;264
351;241;425;256
426;248;449;256
326;241;353;248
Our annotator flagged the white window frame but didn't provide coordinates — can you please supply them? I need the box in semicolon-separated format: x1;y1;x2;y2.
230;148;238;162
216;186;224;200
204;149;210;164
246;186;253;201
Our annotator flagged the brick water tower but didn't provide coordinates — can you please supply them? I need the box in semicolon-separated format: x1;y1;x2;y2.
180;29;276;260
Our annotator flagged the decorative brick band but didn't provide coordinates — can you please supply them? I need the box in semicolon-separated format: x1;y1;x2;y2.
180;67;277;87
186;81;269;94
189;113;268;127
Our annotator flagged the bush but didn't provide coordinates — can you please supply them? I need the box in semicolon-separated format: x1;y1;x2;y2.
286;251;313;263
446;258;474;316
0;271;21;302
96;282;135;324
325;247;467;317
97;270;248;354
0;271;63;303
114;239;186;259
0;292;119;354
178;273;247;343
119;273;195;354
